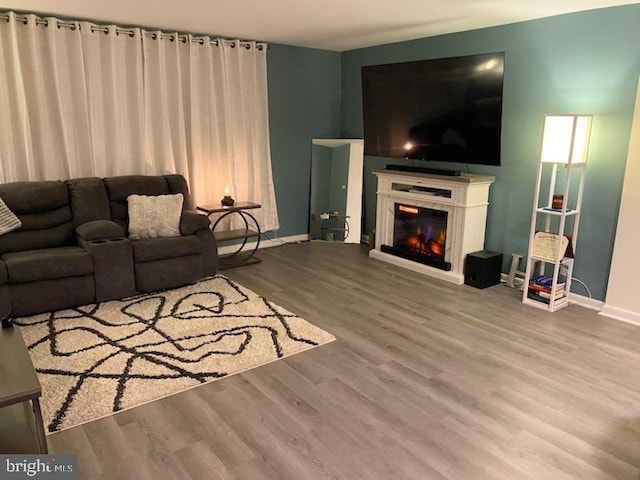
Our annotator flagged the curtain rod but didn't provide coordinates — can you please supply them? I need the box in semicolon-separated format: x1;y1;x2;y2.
0;11;266;50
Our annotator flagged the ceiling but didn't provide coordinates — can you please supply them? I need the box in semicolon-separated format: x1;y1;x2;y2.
1;0;638;51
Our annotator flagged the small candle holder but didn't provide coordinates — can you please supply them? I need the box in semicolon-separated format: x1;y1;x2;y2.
221;188;235;206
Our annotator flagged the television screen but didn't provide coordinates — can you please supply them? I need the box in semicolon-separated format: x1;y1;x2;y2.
362;52;504;166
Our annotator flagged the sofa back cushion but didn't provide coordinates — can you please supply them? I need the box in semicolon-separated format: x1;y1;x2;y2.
0;181;74;254
67;177;111;227
163;174;194;210
103;175;192;233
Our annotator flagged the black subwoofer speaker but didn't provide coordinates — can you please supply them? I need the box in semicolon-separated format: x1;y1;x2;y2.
464;250;503;289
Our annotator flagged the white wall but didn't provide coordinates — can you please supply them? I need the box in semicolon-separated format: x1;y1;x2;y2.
601;76;640;325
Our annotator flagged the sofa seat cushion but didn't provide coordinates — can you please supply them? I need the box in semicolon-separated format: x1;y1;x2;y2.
76;220;125;241
132;236;201;263
2;246;93;283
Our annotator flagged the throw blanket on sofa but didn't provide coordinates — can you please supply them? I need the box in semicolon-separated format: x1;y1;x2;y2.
0;197;21;235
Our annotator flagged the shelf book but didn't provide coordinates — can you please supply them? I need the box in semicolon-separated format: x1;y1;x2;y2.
527;274;566;304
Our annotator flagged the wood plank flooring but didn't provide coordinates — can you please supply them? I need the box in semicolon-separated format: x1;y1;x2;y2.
48;242;640;479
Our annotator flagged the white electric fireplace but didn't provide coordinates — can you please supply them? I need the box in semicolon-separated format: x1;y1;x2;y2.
370;169;495;284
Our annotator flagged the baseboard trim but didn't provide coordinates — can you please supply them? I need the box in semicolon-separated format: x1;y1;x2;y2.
599;304;640;326
568;293;603;311
217;233;309;256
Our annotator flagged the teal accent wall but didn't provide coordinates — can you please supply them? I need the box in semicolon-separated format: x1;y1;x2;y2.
337;5;640;301
267;45;342;237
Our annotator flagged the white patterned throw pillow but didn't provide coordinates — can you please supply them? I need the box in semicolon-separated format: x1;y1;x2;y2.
127;193;184;240
0;196;21;235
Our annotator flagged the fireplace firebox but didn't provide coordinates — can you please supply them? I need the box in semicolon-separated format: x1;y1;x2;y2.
381;203;451;270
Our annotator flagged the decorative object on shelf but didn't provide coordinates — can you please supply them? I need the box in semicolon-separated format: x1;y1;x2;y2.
522;113;593;312
531;232;573;262
221;187;235;207
552;194;564;210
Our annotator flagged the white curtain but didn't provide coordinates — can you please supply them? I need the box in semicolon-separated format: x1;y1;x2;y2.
0;12;279;231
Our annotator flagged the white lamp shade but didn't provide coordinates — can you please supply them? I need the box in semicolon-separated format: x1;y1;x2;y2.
540;114;592;164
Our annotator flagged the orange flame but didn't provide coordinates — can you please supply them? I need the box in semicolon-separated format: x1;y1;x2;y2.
399;205;419;214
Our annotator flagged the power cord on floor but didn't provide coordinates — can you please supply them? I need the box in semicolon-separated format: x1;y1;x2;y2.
571;277;592;298
260;229;287;245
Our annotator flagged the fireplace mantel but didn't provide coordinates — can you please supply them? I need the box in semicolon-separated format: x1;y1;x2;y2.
370;169;495;284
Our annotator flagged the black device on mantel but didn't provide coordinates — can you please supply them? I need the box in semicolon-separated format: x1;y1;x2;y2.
385;164;462;176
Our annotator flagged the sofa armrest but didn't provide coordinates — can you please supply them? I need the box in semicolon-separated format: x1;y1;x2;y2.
76;220;134;302
77;236;135;302
180;210;210;235
76;220;124;241
0;260;10;320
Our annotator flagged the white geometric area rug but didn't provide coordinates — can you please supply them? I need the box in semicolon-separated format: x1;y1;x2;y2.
15;275;336;434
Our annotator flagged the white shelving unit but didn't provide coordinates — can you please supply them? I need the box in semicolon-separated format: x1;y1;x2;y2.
522;114;592;312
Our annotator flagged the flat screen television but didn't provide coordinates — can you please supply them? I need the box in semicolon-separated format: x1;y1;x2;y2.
362;52;504;166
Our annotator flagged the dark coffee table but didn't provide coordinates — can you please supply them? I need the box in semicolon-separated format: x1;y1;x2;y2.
0;328;48;453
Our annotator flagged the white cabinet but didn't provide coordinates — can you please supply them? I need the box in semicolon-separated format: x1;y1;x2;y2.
370;169;495;285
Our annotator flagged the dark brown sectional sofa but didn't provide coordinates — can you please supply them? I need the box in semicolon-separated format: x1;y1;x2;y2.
0;174;217;319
